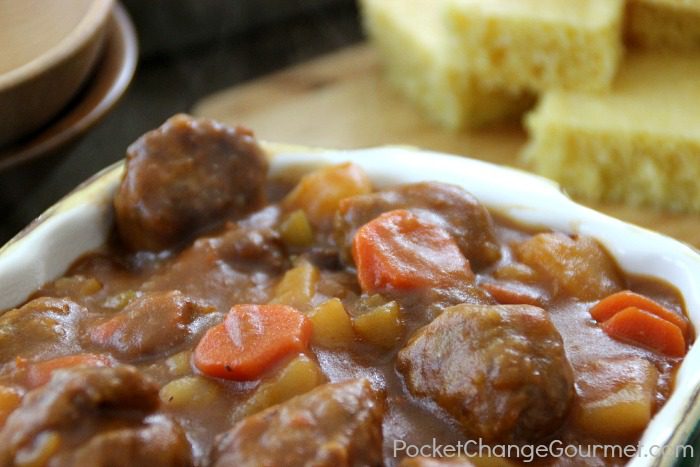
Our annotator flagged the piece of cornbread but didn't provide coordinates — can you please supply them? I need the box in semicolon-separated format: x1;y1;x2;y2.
446;0;625;93
626;0;700;50
523;52;700;212
359;0;531;129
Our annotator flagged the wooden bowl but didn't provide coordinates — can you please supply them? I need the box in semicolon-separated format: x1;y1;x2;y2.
0;3;138;170
0;0;115;147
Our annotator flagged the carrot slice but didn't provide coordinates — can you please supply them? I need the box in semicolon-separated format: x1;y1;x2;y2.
352;209;473;294
193;304;312;380
480;281;546;307
590;290;689;336
25;354;112;388
601;307;686;358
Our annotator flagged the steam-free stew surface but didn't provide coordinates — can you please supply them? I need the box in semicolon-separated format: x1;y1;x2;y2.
0;115;691;467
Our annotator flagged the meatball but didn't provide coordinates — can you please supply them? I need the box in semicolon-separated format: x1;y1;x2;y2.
397;304;574;443
0;297;86;366
57;415;192;466
335;182;501;269
211;379;384;467
0;366;192;466
86;290;213;360
114;114;269;252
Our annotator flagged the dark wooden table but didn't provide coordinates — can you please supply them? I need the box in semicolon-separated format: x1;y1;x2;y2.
0;1;362;244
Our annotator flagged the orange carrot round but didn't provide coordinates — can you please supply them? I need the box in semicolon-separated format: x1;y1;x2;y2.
352;209;474;294
590;290;689;337
194;304;312;380
601;306;686;358
25;354;113;388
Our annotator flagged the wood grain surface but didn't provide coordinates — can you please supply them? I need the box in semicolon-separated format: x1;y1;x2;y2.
194;44;700;249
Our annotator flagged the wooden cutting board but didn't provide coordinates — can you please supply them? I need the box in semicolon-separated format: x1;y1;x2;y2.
194;44;700;248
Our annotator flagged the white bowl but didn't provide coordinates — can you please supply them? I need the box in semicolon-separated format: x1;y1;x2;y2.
0;144;697;466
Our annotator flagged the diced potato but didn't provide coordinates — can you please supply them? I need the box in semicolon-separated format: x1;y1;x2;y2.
493;262;538;283
15;431;61;467
279;210;314;248
514;233;623;301
282;163;372;229
574;357;658;439
165;350;192;377
102;290;141;310
271;260;319;311
353;301;403;348
309;298;355;348
0;385;22;427
54;275;102;296
159;375;221;408
233;354;325;420
358;294;389;310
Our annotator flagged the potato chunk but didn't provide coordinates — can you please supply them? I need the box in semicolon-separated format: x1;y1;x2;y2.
270;260;319;311
574;357;658;439
282;163;372;230
353;301;403;348
309;298;355;348
514;233;623;301
233;354;326;420
279;210;314;247
159;375;221;408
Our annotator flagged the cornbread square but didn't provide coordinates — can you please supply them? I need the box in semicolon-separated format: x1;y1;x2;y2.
360;0;531;129
523;52;700;212
446;0;625;93
626;0;700;50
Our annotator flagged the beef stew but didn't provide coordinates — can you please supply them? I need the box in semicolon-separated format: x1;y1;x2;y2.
0;115;692;467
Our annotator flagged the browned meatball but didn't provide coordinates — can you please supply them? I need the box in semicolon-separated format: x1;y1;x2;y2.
86;290;213;360
0;366;192;466
397;304;574;443
335;182;501;270
56;415;192;467
0;297;86;366
114;114;269;252
211;379;384;467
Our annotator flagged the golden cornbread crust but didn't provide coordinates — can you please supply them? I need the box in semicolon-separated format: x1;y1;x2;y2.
359;0;531;129
446;0;625;93
523;52;700;212
626;0;700;50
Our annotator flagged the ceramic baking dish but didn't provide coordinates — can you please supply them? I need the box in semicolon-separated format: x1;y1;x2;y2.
0;144;697;466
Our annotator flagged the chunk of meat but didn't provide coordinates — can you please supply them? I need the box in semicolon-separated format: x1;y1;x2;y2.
397;304;574;443
0;297;86;366
210;379;384;467
114;114;268;251
55;415;192;467
336;182;501;269
0;366;192;466
514;233;623;301
143;215;289;310
87;291;212;360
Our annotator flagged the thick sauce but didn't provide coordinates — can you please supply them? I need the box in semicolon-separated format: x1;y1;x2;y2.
0;115;691;467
